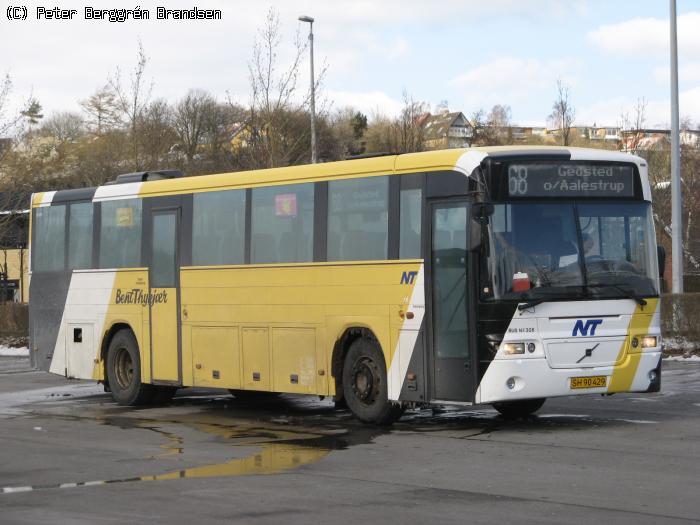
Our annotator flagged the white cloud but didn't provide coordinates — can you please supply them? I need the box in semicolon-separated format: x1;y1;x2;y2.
575;87;700;129
449;57;579;119
653;63;700;85
325;89;404;119
587;12;700;60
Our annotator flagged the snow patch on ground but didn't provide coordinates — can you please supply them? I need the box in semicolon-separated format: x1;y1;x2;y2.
664;337;699;352
664;355;700;362
0;346;29;357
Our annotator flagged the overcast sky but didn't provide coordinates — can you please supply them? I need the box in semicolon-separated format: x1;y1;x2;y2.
1;0;699;128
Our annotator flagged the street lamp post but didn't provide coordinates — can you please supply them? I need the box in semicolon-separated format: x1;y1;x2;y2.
669;0;683;293
299;15;317;164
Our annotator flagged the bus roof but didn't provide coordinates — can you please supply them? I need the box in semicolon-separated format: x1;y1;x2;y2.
32;146;649;206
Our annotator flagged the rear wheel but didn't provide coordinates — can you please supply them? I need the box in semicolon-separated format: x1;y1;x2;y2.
106;330;155;406
493;398;546;419
342;338;403;425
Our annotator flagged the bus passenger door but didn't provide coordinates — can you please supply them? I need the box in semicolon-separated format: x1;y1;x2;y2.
428;201;475;402
148;206;181;384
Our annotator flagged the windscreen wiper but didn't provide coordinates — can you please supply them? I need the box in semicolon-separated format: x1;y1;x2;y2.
585;283;647;307
517;296;548;311
517;290;574;311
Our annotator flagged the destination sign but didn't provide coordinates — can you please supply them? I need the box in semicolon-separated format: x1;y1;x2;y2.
507;163;635;197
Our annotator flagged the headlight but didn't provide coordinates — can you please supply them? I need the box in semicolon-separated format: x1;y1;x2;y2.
502;342;525;355
641;335;658;348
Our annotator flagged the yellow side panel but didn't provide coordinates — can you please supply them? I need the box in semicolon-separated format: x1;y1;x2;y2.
241;327;270;390
150;287;179;382
271;328;316;394
192;326;241;388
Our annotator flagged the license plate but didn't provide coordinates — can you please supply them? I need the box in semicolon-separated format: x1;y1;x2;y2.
570;376;608;389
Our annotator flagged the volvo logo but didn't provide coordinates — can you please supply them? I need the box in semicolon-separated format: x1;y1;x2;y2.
576;343;600;364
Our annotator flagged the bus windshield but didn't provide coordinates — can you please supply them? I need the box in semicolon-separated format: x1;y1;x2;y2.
486;201;659;301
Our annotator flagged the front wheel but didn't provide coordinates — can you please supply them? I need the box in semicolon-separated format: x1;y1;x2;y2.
342;338;403;425
493;398;546;419
106;329;155;406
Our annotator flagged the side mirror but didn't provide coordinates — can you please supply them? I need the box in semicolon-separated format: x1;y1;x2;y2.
657;245;666;278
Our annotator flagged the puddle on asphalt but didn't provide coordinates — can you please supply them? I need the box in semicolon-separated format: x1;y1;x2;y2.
1;412;359;494
0;389;667;495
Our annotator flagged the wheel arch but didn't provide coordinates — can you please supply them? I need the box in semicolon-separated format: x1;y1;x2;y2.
100;322;138;384
331;326;384;399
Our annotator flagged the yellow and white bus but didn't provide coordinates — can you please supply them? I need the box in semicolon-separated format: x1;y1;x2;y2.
28;146;663;423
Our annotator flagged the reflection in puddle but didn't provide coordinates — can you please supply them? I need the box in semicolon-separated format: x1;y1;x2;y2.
143;421;332;480
1;415;339;495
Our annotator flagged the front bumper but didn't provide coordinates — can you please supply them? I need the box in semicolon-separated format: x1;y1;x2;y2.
475;351;662;404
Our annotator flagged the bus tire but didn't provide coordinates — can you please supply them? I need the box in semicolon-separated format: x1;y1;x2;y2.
342;338;403;425
493;398;546;419
106;329;155;406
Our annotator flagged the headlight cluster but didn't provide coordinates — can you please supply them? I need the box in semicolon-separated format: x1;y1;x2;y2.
501;342;537;355
631;335;659;349
641;335;659;349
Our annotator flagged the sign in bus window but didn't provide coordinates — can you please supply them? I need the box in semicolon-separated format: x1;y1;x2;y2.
507;163;635;198
251;184;314;264
99;199;142;268
116;207;134;227
275;193;298;217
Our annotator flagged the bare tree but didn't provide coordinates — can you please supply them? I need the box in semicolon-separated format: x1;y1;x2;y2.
138;99;176;169
471;106;510;146
244;8;315;168
364;113;395;154
633;97;647;131
41;112;85;143
80;85;121;134
392;90;427;153
173;90;216;163
619;97;649;152
363;92;427;155
548;79;575;146
108;39;153;169
203;101;244;171
0;73;17;139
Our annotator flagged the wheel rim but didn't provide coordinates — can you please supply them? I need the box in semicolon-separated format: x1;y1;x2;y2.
114;347;134;390
351;356;381;406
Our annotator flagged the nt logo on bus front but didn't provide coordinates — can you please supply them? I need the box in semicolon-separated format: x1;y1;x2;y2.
400;271;418;285
572;319;603;337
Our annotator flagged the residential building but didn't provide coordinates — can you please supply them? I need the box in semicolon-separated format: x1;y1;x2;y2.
0;192;30;303
420;111;473;150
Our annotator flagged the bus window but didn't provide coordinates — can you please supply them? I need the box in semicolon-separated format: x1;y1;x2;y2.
68;202;93;270
99;199;142;268
192;189;246;265
33;205;66;272
251;184;314;264
399;188;422;259
328;176;389;261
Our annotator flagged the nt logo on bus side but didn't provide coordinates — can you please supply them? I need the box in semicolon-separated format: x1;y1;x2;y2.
400;271;418;285
572;319;603;337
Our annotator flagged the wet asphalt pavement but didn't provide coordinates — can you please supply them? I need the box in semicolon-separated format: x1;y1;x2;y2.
1;356;699;524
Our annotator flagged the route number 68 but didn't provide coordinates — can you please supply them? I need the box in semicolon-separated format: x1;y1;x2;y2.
508;166;528;195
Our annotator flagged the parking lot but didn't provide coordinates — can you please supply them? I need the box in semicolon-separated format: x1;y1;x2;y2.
1;355;699;524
